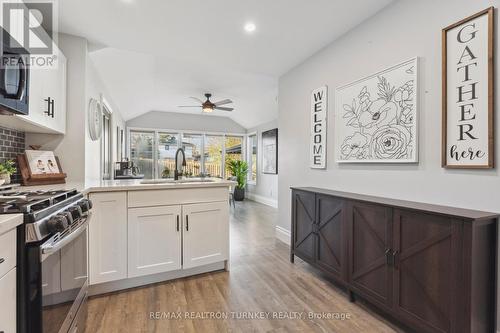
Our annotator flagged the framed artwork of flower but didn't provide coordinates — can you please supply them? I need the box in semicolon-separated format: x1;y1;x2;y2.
335;57;418;163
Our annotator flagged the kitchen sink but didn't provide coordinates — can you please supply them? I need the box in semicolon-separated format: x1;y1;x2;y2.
140;178;216;184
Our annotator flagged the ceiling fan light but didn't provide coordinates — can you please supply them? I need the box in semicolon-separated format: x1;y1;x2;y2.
202;106;213;113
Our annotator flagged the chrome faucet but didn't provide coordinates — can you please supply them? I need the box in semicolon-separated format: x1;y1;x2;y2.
174;148;186;180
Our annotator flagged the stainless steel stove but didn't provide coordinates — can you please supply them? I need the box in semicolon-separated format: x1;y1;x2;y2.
0;185;92;333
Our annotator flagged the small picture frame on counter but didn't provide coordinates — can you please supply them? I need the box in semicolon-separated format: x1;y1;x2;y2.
18;150;67;185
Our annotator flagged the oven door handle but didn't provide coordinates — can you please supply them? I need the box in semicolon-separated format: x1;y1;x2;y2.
42;214;90;255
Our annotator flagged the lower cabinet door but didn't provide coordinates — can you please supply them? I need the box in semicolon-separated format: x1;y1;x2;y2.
347;201;393;308
182;201;229;269
89;192;127;285
316;195;345;281
0;268;16;333
128;205;182;278
292;190;316;262
392;209;459;333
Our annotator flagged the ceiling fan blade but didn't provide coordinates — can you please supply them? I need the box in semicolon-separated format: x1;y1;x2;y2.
214;106;234;111
178;105;201;108
189;97;204;103
214;99;233;106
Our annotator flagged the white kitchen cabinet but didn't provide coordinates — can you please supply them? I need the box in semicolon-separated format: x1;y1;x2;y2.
89;192;127;285
87;186;231;294
40;46;67;134
0;268;17;333
20;43;67;134
0;228;16;278
182;201;229;269
128;205;182;278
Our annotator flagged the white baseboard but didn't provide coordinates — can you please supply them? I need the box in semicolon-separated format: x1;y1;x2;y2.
247;192;278;208
275;225;291;245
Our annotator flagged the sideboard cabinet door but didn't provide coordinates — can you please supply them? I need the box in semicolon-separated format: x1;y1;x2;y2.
347;201;393;309
292;190;316;263
392;209;461;333
316;195;346;281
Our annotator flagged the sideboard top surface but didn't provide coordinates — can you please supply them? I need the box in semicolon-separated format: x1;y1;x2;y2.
291;187;499;221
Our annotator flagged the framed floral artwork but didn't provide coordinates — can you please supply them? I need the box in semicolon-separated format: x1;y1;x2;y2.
335;57;418;163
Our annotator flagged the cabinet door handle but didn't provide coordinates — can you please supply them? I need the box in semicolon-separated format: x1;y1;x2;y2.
393;250;399;269
186;215;189;231
44;97;55;118
385;249;393;266
0;258;4;264
176;215;179;231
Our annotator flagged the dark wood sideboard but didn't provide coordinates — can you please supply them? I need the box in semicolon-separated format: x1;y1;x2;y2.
290;187;498;333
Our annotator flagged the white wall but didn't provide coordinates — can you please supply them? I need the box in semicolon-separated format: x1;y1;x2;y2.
278;0;500;232
126;111;246;134
85;55;125;183
26;33;125;183
246;119;279;208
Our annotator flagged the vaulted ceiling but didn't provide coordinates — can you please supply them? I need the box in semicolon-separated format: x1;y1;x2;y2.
58;0;394;128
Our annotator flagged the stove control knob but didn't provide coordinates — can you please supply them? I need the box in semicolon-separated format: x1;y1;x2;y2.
61;211;74;225
67;206;82;222
47;214;68;233
77;199;93;213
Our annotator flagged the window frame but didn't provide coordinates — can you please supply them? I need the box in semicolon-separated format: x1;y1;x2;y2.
247;132;257;185
101;105;112;180
127;127;246;180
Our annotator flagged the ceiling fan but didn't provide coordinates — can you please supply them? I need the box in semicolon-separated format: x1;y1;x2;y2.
178;93;234;113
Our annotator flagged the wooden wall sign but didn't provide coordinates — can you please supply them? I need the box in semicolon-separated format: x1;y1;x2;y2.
442;7;494;168
310;86;327;169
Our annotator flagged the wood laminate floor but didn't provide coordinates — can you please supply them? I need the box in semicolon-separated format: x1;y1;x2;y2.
86;200;401;333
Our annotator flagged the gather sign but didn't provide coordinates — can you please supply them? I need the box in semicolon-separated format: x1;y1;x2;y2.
310;86;327;169
442;7;494;168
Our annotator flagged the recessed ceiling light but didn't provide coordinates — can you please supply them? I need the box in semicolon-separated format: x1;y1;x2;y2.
244;22;256;33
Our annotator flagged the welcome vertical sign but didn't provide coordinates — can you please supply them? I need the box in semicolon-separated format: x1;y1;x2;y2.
442;7;494;168
310;86;328;169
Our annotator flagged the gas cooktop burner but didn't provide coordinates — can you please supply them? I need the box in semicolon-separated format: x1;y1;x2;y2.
0;188;81;214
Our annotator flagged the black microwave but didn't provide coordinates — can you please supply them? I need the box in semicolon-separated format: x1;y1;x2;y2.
0;31;29;115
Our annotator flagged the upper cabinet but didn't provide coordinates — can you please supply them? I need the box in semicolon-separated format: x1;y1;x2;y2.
0;12;67;134
5;42;67;134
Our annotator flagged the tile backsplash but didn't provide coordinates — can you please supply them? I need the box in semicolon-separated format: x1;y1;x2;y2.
0;126;25;183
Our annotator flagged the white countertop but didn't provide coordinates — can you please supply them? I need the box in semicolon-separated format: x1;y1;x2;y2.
16;178;236;194
0;214;23;235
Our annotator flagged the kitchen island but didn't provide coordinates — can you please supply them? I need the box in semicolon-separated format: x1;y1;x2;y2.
24;178;235;295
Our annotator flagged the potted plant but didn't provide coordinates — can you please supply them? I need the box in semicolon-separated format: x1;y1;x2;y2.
0;159;17;185
161;167;171;178
227;160;248;201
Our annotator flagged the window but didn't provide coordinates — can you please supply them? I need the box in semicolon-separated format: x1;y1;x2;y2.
225;136;243;178
181;134;203;177
204;135;223;178
101;107;112;180
128;129;245;179
116;126;124;162
130;131;154;179
157;133;179;178
248;133;257;183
